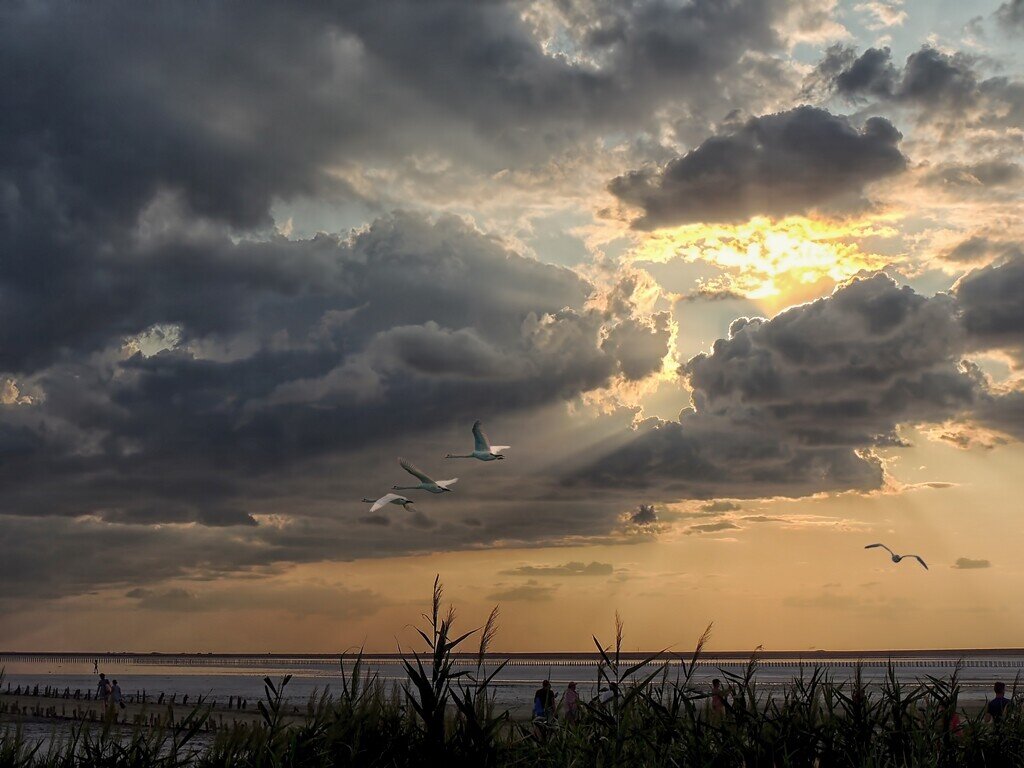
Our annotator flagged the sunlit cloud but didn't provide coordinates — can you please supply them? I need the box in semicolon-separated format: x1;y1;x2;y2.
625;215;900;311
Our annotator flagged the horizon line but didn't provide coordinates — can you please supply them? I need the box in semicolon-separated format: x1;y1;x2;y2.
4;648;1024;660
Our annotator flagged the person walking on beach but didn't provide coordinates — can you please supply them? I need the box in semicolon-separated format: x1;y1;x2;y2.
986;681;1011;723
559;682;580;724
96;673;111;703
533;680;555;720
711;678;726;717
112;679;124;709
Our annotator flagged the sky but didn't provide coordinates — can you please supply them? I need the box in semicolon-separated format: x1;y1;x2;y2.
3;0;1024;654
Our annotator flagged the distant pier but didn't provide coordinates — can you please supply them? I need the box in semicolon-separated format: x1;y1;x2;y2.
2;651;1023;670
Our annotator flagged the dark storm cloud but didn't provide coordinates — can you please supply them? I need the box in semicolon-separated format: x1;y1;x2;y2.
806;43;1024;144
0;0;817;374
4;0;1024;616
805;45;898;102
572;274;983;498
972;388;1024;442
608;107;907;228
1;0;695;542
809;45;978;107
955;253;1024;364
0;212;670;527
995;0;1024;31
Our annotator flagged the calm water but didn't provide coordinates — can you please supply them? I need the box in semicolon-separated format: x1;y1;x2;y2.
3;653;1022;716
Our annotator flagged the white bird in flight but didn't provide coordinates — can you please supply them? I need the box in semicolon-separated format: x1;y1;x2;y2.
865;543;928;570
393;458;458;494
361;493;414;513
445;420;509;461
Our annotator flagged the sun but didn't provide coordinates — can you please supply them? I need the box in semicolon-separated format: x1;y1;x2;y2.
629;215;902;312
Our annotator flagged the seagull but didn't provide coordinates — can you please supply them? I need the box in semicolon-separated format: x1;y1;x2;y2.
361;493;414;513
445;420;510;461
864;543;928;570
393;458;458;494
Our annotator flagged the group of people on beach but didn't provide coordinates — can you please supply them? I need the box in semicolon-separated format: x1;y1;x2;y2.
531;678;1015;731
532;680;578;725
95;673;125;710
532;678;728;726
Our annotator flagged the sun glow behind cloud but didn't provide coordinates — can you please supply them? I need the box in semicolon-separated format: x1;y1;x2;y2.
628;215;901;310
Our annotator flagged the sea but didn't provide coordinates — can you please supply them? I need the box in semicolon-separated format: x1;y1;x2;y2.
3;650;1022;716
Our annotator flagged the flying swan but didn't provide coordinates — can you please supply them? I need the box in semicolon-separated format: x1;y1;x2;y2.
446;420;509;461
361;493;414;513
393;458;458;493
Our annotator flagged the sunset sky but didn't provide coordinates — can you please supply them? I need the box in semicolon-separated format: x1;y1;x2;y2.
3;0;1024;653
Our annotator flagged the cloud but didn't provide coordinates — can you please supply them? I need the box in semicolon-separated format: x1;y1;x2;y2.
810;45;978;108
855;1;906;29
405;511;437;530
955;253;1024;365
701;501;741;512
358;515;391;527
805;43;1024;146
972;387;1024;442
784;589;914;616
126;583;386;617
503;561;614;577
921;161;1023;189
940;236;1010;265
487;581;557;602
686;521;741;534
0;213;670;528
952;557;992;569
609;107;907;228
677;289;747;303
995;0;1024;31
572;273;980;499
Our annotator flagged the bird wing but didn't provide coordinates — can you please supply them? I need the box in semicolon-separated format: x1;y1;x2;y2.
436;478;459;489
865;543;893;555
911;555;928;570
472;420;490;452
371;493;403;513
489;445;510;452
399;458;434;484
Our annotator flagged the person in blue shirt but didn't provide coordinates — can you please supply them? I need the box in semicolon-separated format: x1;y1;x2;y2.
986;681;1011;723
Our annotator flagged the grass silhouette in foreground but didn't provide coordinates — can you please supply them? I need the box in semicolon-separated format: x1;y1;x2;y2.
3;576;1024;766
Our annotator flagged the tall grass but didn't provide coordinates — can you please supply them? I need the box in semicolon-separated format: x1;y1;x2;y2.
4;578;1024;766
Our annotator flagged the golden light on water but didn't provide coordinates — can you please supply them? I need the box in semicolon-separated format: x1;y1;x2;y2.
630;215;901;311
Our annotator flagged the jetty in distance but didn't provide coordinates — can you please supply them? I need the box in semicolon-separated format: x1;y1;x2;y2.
4;649;1024;670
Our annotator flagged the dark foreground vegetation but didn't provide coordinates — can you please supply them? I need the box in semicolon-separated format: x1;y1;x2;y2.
3;579;1023;767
